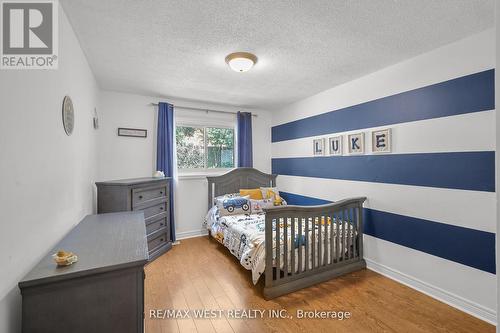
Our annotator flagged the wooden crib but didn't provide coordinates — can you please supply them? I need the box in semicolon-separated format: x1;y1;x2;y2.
207;167;366;299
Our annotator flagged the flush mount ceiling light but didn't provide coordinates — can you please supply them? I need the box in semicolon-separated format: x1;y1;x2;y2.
225;52;258;72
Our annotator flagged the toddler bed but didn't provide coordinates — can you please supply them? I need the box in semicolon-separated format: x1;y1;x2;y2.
206;168;366;299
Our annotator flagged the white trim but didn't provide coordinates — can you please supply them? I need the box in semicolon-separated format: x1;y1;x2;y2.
365;258;497;325
175;229;208;240
178;170;231;180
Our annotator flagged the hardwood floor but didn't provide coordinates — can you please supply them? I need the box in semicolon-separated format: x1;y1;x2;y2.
144;236;494;333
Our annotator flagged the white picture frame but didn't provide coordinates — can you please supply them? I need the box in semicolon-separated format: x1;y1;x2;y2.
348;132;364;154
372;128;392;153
328;136;343;156
313;138;325;156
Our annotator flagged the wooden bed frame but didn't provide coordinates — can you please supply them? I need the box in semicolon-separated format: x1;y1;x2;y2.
207;167;366;300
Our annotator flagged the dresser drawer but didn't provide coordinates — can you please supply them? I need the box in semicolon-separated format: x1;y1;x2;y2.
139;202;166;219
148;230;169;253
132;185;167;207
146;215;168;236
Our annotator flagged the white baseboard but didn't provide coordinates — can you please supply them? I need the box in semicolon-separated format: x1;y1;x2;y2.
175;229;208;240
365;258;497;325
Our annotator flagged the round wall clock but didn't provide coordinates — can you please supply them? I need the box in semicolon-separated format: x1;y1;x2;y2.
62;96;74;136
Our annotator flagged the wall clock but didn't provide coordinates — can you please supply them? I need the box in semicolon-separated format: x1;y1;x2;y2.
62;96;74;136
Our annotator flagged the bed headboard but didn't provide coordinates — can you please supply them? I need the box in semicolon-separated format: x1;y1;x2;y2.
207;167;277;209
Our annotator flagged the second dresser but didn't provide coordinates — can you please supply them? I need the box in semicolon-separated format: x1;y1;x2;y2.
96;177;172;261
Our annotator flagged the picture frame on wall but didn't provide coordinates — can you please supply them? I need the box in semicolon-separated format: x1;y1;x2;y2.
329;136;343;156
372;128;392;153
313;138;325;156
348;132;364;154
117;127;147;138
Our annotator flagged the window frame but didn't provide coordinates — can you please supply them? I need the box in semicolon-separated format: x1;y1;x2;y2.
175;122;237;175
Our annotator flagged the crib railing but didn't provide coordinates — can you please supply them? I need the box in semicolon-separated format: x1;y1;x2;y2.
262;197;367;299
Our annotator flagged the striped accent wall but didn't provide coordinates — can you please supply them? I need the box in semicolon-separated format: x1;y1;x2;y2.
272;70;495;142
273;151;495;192
272;63;496;321
280;192;496;274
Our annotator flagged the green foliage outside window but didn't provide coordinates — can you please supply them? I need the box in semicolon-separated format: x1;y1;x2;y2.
176;126;204;169
176;126;234;170
206;127;234;168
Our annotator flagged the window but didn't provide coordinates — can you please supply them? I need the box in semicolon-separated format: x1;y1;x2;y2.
176;125;235;171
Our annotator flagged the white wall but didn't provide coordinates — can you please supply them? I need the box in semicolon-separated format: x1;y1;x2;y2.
0;4;99;333
98;92;156;179
97;90;272;239
271;29;496;323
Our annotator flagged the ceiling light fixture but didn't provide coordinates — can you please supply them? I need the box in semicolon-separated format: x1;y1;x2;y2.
225;52;258;72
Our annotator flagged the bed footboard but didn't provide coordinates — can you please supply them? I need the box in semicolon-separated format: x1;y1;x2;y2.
262;197;367;300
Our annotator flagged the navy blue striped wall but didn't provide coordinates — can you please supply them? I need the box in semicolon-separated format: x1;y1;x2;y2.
272;151;495;192
274;69;496;275
279;191;496;274
280;192;332;206
272;69;495;142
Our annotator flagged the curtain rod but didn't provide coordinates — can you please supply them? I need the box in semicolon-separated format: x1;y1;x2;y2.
150;103;258;117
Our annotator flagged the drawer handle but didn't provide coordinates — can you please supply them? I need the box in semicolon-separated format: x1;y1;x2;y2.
160;223;164;226
160;207;164;210
139;195;143;199
160;191;163;195
160;238;164;242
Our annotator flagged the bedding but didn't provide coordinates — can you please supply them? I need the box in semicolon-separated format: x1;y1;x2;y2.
206;206;355;284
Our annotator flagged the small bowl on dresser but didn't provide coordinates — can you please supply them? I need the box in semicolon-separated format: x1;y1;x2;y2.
52;250;78;267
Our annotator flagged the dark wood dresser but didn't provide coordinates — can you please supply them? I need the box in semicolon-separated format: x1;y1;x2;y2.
96;177;172;261
19;212;148;333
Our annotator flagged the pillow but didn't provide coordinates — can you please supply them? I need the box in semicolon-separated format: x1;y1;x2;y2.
239;188;263;200
260;187;277;199
250;198;288;214
250;198;275;214
260;187;284;205
216;195;251;216
212;193;239;207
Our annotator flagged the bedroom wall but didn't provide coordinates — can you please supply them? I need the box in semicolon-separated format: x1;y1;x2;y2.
97;91;272;239
271;29;496;324
496;2;499;331
0;4;99;333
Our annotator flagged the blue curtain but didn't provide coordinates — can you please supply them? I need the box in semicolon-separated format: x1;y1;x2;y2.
156;102;176;241
237;111;253;167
